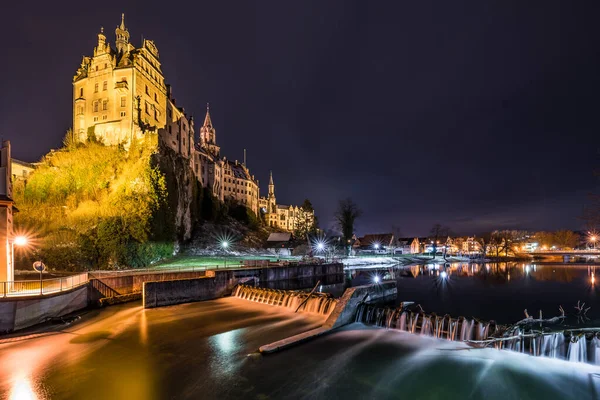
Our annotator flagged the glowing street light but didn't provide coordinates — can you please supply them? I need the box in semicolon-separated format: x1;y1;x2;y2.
373;275;380;284
317;242;325;252
221;241;229;268
14;236;28;247
440;271;448;280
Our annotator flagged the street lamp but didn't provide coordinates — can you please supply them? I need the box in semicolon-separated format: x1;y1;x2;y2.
221;241;229;268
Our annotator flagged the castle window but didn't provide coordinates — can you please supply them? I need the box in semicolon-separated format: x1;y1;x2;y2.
95;66;98;71
102;115;107;120
154;93;158;102
145;102;150;114
168;125;172;134
103;81;107;91
79;88;83;97
93;116;98;122
145;85;149;95
120;111;126;117
120;96;126;107
102;100;108;111
93;101;99;112
104;63;107;69
94;83;98;93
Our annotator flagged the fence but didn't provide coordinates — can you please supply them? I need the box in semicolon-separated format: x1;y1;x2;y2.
0;272;89;298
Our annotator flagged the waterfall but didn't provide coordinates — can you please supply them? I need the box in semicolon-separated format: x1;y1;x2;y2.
233;285;338;317
354;301;600;366
567;336;588;363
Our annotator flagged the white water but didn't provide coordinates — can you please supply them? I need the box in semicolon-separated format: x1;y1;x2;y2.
233;285;338;317
356;304;600;365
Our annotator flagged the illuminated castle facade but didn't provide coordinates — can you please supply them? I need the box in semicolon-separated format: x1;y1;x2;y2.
73;15;310;231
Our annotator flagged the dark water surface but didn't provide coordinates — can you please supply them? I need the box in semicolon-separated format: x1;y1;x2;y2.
334;262;600;324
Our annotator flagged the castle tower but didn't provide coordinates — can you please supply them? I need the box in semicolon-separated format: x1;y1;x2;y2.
115;13;130;54
73;14;168;147
94;27;109;56
268;171;277;213
201;103;220;157
268;170;275;197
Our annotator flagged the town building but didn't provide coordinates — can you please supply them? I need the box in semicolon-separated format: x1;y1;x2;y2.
0;141;15;282
395;237;421;254
354;233;395;254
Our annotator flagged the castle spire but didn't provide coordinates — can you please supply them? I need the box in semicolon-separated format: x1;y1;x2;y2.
115;13;130;53
268;171;275;197
203;103;213;128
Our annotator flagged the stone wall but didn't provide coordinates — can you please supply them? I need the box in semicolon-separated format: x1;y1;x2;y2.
143;270;235;309
0;285;89;333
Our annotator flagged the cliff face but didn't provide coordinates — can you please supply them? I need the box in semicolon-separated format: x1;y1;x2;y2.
154;142;198;247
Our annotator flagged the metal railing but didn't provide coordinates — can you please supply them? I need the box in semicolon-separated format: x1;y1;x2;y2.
1;272;89;298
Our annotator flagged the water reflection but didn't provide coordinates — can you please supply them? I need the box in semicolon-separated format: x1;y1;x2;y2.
9;376;38;400
339;263;600;324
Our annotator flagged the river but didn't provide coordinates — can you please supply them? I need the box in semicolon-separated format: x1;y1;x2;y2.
1;262;600;399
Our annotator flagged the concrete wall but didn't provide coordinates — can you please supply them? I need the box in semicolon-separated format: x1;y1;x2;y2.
143;271;235;309
231;262;343;282
324;282;397;329
0;285;89;333
91;270;209;295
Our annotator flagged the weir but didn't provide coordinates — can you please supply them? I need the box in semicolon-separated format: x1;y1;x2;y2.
356;303;600;365
233;285;337;317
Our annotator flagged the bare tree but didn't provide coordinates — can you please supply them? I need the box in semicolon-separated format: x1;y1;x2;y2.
334;198;362;246
429;223;450;258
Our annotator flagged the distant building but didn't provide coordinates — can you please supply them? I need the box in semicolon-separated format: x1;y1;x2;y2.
259;172;313;232
266;232;294;256
0;141;15;282
11;159;36;181
354;233;395;254
395;237;421;254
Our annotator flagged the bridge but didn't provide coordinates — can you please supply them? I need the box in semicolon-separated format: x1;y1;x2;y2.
529;250;600;256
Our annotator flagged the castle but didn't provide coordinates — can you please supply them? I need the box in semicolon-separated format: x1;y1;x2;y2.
72;15;313;232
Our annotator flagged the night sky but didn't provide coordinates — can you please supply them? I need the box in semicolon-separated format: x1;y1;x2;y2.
1;1;599;236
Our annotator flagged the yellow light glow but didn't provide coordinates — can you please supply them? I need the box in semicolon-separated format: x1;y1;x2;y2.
9;377;36;400
14;236;28;247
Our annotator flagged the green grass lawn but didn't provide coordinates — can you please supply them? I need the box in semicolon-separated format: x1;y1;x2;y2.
152;254;300;270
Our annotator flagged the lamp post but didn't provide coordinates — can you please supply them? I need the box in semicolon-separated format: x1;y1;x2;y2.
591;235;597;250
12;236;29;292
221;241;229;268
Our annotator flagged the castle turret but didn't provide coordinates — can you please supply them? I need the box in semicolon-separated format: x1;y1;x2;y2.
115;13;130;54
94;27;109;56
201;103;220;157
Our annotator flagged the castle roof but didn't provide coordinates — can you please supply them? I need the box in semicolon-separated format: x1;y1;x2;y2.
203;104;213;128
